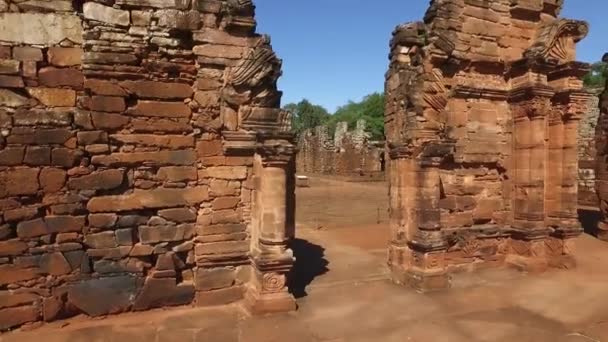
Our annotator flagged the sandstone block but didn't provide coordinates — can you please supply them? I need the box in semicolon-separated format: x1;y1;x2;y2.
139;224;195;244
24;146;51;165
121;80;193;100
157;166;197;182
48;47;83;67
91;112;130;130
131;118;192;133
51;148;82;168
39;168;67;192
7;128;72;145
0;89;28;107
91;150;196;167
158;208;197;223
88;213;118;228
88;96;126;113
195;286;243;307
194;241;249;256
27;88;76;107
0;240;29;257
77;131;108;145
0;59;20;74
110;134;194;149
193;44;246;59
87;187;209;212
133;278;194;311
212;197;240;210
197;140;223;157
0;265;40;285
203;166;247;180
12;47;42;61
115;228;134;246
0;168;40;197
68;169;125;190
39;252;71;276
127;100;192;118
0;75;24;88
67;276;138;317
0;13;83;45
83;52;138;65
39;67;84;89
84;232;117;249
0;147;25;166
3;207;38;222
0;305;39;330
84;79;128;96
0;291;39;309
83;2;130;27
195;267;236;291
13;110;72;126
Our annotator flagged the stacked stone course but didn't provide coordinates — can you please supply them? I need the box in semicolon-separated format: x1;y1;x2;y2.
0;0;296;330
296;120;385;178
578;89;602;207
386;0;592;291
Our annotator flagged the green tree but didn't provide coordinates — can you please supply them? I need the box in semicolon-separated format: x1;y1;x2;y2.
327;92;385;140
283;99;331;135
583;62;608;89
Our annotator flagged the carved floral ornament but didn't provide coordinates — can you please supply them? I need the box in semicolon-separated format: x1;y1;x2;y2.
524;19;589;64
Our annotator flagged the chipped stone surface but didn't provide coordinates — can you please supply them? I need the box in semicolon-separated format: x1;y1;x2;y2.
0;13;82;45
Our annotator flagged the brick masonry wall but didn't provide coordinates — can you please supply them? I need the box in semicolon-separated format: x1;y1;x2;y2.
0;0;276;330
578;90;601;207
296;121;384;177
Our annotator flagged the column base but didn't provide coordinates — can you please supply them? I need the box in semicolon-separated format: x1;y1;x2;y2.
244;287;296;315
404;269;451;293
597;223;608;242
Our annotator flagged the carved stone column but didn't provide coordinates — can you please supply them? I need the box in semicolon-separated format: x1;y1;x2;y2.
245;134;297;314
405;153;450;292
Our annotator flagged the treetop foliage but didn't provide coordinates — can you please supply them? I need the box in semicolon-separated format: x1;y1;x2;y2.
284;92;385;141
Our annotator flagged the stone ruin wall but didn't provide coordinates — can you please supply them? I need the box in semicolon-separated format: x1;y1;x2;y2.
296;120;384;178
386;0;591;291
596;54;608;241
0;0;296;330
578;89;602;207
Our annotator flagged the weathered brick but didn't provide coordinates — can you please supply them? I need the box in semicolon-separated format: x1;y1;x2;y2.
87;187;209;212
27;88;76;107
127;101;192;118
138;224;195;244
7;128;72;145
24;146;51;165
0;305;39;330
0;291;39;309
88;96;126;113
13;110;72;126
0;265;40;285
0;168;40;197
158;208;197;223
0;147;25;166
39;252;71;276
84;79;128;96
196;140;223;157
194;241;249;256
77;131;108;145
120;80;193;99
91;150;196;167
84;231;117;249
131;118;192;133
0;74;24;88
91;112;130;129
88;213;118;229
212;197;240;210
0;239;28;257
47;47;83;67
12;47;42;61
157;166;197;182
68;169;125;190
39;168;67;192
0;59;20;74
195;267;236;291
51;148;82;168
38;67;84;89
202;166;247;180
110;134;194;149
3;207;38;222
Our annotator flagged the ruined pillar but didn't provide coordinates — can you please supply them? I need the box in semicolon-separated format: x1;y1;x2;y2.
245;136;297;313
597;54;608;241
386;0;591;285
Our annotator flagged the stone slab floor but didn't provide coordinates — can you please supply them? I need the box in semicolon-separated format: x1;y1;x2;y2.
2;177;608;342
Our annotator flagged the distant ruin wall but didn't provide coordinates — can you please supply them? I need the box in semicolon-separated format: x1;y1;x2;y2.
296;120;385;178
578;90;602;207
0;0;295;330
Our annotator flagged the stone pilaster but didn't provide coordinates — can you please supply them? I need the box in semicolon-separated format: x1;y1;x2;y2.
245;134;297;314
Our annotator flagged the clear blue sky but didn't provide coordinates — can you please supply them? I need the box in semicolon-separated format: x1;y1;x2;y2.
255;0;608;112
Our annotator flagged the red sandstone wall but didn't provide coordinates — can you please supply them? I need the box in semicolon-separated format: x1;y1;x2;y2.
0;0;286;330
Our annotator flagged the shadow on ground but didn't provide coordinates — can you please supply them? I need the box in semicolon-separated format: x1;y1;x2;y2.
288;238;329;298
578;208;600;237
